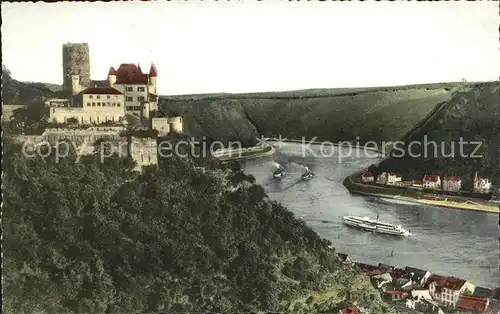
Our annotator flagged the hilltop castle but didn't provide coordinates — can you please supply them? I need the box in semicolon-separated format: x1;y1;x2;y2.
47;42;182;135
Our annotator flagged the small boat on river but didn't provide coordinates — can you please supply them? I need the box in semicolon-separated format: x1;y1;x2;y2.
301;166;315;181
273;165;287;180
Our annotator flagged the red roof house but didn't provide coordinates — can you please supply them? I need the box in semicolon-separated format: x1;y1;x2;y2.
383;290;409;301
457;295;490;313
422;175;442;189
390;267;411;280
442;176;462;191
427;275;467;293
339;305;360;314
441;277;467;291
423;175;440;182
361;171;374;183
365;269;382;277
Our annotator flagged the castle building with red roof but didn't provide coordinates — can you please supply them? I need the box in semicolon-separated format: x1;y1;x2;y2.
52;62;160;124
48;86;126;124
106;63;159;117
69;62;159;118
47;42;183;135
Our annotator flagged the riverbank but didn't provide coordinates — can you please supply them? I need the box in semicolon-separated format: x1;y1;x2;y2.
212;145;275;162
351;189;498;213
343;172;499;214
266;138;383;154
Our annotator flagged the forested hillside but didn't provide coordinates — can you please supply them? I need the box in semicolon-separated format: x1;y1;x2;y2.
373;82;500;190
2;65;55;105
3;137;391;313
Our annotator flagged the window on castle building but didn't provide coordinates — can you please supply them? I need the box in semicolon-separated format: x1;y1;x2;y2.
138;96;145;102
89;95;93;99
117;103;120;107
97;102;101;106
87;103;91;107
126;87;133;92
92;102;96;106
107;95;111;99
96;95;100;99
137;87;145;92
126;96;133;101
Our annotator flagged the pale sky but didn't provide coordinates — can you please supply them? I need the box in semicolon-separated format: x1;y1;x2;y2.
2;1;499;95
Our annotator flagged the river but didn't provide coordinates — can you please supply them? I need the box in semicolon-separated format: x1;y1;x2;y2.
242;142;499;289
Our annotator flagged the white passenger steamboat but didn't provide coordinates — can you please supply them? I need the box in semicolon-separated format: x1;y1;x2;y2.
343;215;411;237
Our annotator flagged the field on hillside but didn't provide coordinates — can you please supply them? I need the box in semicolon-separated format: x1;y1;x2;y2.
239;88;452;144
161;83;464;145
163;82;465;100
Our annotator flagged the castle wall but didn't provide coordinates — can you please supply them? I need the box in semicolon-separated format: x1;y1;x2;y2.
152;117;170;136
44;127;126;143
128;137;158;171
167;116;183;133
46;99;70;107
44;127;127;155
62;43;91;93
49;105;125;125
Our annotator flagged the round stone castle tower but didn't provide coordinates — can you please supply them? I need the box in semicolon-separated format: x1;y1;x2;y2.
62;43;91;94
